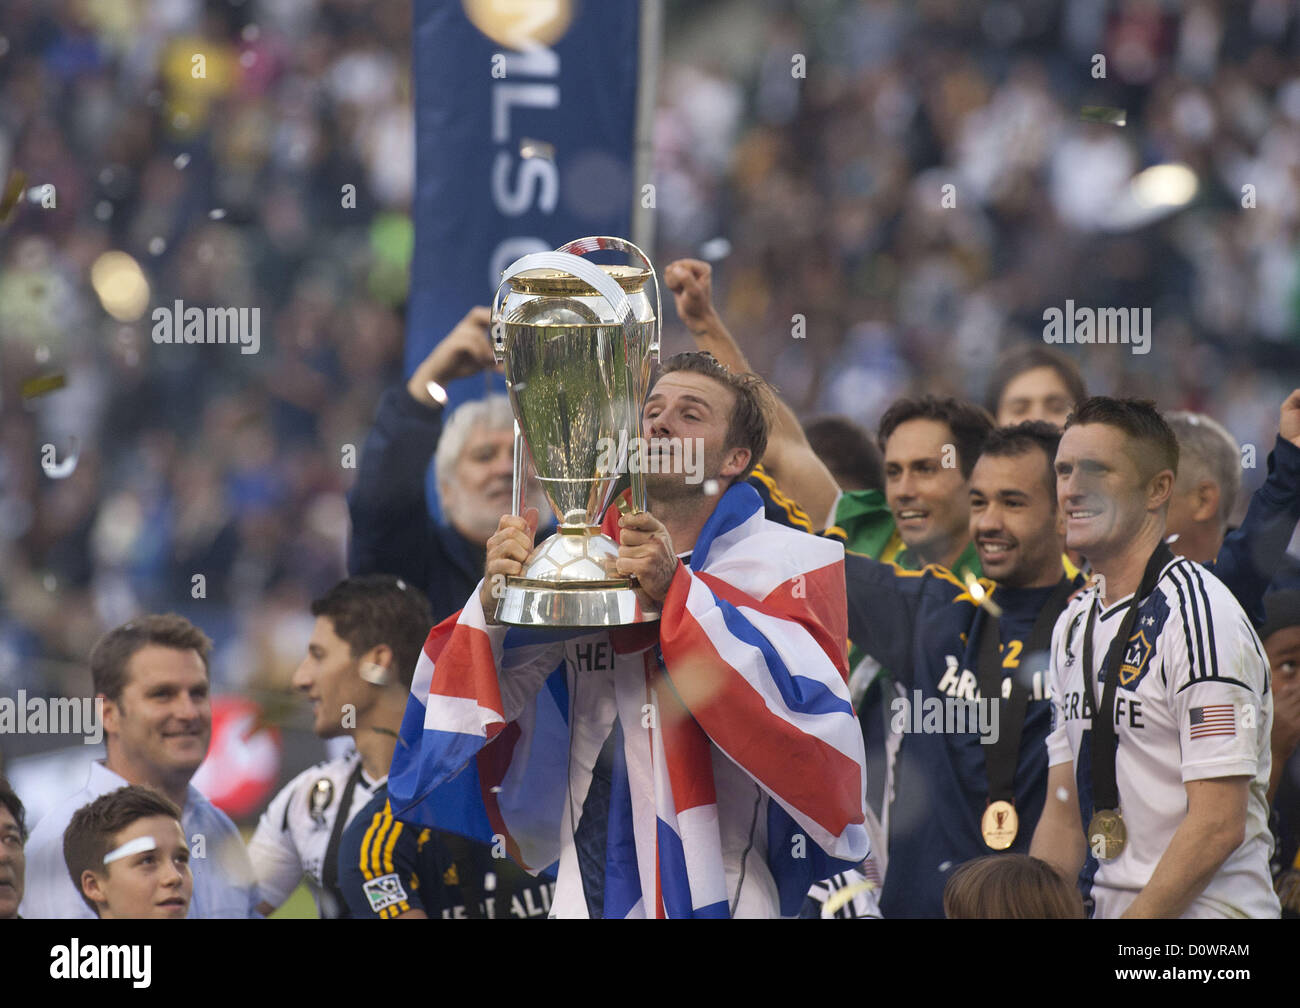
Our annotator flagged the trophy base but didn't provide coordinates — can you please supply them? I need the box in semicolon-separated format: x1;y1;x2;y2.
495;579;660;628
493;528;661;628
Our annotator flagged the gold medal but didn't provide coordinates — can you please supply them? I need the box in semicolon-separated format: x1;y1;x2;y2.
1087;808;1127;860
981;799;1019;850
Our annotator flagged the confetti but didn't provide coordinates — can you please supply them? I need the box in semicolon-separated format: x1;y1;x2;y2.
519;138;555;161
821;878;877;917
34;345;50;363
484;871;497;892
963;571;1002;618
0;167;27;222
20;372;67;400
208;208;226;220
239;50;256;68
703;479;720;497
938;860;953;872
148;236;166;255
699;237;732;261
1080;105;1127;126
94;200;113;221
173;153;191;170
173;111;190;129
490;786;502;794
1056;787;1070;803
43;574;57;591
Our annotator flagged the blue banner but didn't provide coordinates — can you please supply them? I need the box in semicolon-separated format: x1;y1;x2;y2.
407;0;641;398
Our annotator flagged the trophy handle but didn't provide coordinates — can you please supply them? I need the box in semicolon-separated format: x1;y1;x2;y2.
511;419;526;519
554;237;661;514
555;236;661;362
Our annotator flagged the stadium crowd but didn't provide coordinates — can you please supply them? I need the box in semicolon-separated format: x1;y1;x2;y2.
1;0;1299;919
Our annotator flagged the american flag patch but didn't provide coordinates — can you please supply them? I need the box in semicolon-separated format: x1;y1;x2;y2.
1189;704;1236;740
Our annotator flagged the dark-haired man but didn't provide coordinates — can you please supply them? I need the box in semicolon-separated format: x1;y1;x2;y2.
828;422;1080;917
63;785;191;919
389;350;868;918
21;614;257;919
1032;398;1279;918
0;779;26;918
248;575;433;918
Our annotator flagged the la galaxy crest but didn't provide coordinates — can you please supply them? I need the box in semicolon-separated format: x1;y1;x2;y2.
1118;627;1154;688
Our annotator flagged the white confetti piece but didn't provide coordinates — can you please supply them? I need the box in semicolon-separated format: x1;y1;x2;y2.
148;236;166;255
703;479;719;497
699;237;732;261
173;153;191;170
1056;787;1070;803
821;878;877;917
208;208;226;220
94;200;113;221
938;860;953;872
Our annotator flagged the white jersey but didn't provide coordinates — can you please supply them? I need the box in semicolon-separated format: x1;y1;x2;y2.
248;750;384;917
1046;554;1280;918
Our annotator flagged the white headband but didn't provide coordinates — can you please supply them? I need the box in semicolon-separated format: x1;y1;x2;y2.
102;835;157;865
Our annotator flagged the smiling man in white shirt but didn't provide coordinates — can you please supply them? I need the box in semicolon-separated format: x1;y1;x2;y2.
20;614;257;919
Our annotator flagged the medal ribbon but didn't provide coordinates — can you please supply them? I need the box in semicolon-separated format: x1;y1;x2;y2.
976;576;1076;805
1082;542;1173;812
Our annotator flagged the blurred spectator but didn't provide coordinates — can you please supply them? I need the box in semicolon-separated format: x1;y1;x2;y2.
1165;410;1242;563
1258;590;1300;916
0;777;25;918
984;344;1088;429
347;306;545;621
804;415;884;494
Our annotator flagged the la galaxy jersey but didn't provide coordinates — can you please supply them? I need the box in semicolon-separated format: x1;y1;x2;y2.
248;750;385;917
1047;555;1281;918
843;553;1079;917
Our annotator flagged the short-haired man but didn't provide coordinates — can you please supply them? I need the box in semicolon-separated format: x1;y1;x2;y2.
874;396;995;576
348;307;546;622
825;422;1080;916
1162;399;1300;622
0;779;26;919
248;575;432;917
1165;411;1243;564
389;351;868;918
1032;398;1280;918
63;785;191;919
20;614;257;919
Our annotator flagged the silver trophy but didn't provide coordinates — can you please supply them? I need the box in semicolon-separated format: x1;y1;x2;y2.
490;236;662;628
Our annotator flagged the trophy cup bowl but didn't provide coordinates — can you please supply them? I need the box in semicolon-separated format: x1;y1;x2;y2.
491;239;661;628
